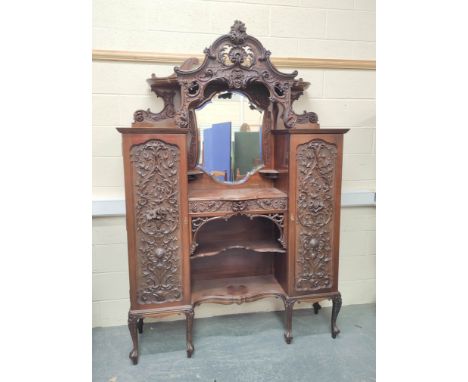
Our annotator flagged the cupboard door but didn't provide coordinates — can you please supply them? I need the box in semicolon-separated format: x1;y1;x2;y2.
124;135;190;309
291;135;343;294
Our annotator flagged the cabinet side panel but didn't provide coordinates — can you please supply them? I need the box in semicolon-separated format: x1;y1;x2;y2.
273;133;289;293
122;136;139;309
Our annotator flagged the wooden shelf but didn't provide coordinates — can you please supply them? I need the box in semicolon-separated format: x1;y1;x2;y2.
191;239;285;259
187;169;204;181
259;169;280;180
189;187;287;201
192;274;286;306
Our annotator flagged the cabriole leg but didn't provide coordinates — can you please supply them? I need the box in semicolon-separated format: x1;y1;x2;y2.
331;293;342;339
185;309;194;358
284;299;296;344
128;313;140;364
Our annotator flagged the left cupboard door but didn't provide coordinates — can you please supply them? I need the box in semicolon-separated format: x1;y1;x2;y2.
121;133;190;310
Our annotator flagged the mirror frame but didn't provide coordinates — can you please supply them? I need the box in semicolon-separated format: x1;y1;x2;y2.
132;21;320;182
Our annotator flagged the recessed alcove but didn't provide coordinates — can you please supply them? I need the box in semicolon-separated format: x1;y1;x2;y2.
191;214;285;259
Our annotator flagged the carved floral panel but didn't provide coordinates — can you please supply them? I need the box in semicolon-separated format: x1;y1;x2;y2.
295;140;337;292
131;140;183;304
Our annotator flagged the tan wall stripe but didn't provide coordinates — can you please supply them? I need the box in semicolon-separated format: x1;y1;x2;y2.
92;50;376;70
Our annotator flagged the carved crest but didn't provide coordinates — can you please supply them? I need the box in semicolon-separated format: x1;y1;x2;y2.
174;21;308;129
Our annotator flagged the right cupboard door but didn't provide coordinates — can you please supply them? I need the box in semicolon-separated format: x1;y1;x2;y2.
289;133;344;296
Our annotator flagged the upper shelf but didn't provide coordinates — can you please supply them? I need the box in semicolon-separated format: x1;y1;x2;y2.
145;72;310;93
272;128;349;135
191;239;286;259
189;187;287;201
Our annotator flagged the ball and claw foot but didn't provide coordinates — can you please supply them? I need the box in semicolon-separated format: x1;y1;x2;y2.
313;302;322;315
284;332;293;344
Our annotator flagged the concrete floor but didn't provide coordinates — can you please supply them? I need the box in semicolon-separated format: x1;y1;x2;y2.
93;303;375;382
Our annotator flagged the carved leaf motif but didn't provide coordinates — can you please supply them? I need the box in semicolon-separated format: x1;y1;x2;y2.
295;140;337;292
131;140;183;304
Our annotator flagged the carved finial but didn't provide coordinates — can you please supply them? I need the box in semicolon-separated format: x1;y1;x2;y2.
229;20;247;45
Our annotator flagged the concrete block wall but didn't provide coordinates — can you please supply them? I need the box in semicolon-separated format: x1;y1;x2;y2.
92;0;375;327
93;0;375;60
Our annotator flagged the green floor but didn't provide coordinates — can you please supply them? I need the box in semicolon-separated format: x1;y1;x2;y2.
92;303;375;382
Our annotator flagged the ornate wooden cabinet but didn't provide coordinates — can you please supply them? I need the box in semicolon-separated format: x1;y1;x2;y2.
118;21;348;364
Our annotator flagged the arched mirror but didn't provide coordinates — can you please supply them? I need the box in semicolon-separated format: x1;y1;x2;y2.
195;91;264;183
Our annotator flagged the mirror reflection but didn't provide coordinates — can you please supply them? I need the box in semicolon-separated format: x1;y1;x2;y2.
196;92;264;183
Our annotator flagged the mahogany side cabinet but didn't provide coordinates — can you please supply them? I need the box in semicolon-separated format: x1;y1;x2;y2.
117;21;349;364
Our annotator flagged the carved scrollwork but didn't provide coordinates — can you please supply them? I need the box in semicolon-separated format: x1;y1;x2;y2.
295;140;337;292
190;212;286;255
189;200;227;214
133;89;176;123
252;197;286;211
261;213;286;248
175;109;189;128
131;140;183;304
295;111;319;124
134;20;319;137
191;216;211;233
174;21;305;129
265;213;285;229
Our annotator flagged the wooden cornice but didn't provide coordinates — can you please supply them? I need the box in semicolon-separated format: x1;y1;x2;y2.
92;50;376;70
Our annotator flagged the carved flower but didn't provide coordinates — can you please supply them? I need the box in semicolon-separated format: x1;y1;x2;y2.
308;199;325;214
145;207;168;222
154;247;166;258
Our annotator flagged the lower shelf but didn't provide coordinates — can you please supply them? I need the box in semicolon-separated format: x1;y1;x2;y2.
191;274;286;306
191;239;286;259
